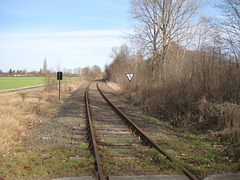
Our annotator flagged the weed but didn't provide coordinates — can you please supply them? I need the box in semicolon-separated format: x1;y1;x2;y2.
203;151;216;159
192;139;210;150
183;163;199;174
0;145;94;179
73;142;88;149
81;150;91;156
141;157;151;166
125;138;132;143
108;151;121;157
148;148;173;167
62;149;76;157
105;137;116;143
150;117;161;124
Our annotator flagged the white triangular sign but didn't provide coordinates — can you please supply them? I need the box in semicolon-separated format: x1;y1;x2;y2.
126;73;134;81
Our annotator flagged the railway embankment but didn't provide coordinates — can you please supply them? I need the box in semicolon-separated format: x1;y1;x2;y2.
0;81;239;179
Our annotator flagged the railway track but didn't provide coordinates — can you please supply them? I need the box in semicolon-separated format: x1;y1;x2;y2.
84;81;199;180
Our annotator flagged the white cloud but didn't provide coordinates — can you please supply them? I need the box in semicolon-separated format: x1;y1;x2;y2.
0;29;127;71
2;29;125;38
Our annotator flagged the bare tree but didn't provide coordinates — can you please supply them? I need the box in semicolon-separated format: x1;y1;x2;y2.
129;0;201;76
105;44;135;88
214;0;240;65
91;65;102;79
42;58;56;90
82;66;91;79
43;58;50;84
75;67;82;75
43;57;48;75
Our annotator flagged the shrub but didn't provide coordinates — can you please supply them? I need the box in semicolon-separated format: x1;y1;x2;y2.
105;44;240;144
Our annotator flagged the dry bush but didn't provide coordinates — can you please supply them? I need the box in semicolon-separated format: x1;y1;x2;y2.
138;49;240;143
44;76;58;91
105;44;137;91
198;101;240;144
105;42;240;144
0;81;84;155
139;46;240;108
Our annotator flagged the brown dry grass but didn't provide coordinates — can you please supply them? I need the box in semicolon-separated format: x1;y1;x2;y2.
0;81;86;155
105;44;240;144
106;81;122;93
201;102;240;144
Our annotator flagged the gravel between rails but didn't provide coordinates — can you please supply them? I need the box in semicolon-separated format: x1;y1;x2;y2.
22;81;161;149
98;81;163;134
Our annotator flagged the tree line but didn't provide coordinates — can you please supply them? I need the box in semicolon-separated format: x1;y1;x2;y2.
1;58;102;79
105;0;240;144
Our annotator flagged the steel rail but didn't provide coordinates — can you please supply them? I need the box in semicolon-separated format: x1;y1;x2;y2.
96;82;199;180
85;81;105;180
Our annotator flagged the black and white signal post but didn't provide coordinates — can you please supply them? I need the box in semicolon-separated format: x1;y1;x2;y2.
57;72;62;100
126;73;134;102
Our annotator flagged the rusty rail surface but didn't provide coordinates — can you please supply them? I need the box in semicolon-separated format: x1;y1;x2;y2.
85;81;104;180
96;82;199;180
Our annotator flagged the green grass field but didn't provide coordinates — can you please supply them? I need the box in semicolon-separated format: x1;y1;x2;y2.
0;77;81;90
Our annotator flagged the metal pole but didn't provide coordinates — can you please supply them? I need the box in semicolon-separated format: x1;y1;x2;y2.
59;79;60;100
129;80;131;102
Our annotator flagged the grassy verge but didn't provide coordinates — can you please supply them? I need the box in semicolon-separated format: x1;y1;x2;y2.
0;81;84;155
99;148;182;176
0;80;94;179
138;113;240;177
0;145;94;179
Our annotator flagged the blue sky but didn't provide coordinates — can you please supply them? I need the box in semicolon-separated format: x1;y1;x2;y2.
0;0;130;72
